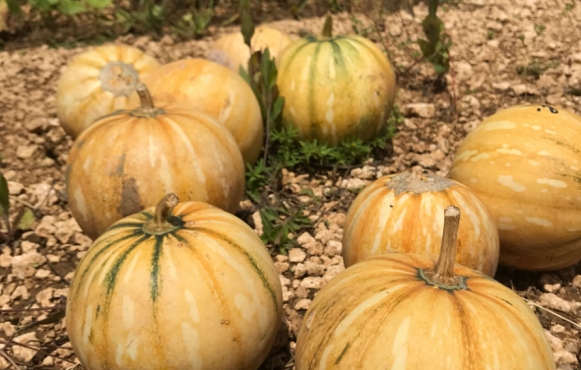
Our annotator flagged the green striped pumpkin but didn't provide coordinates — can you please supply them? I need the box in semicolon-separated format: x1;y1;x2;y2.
276;16;397;145
66;194;283;370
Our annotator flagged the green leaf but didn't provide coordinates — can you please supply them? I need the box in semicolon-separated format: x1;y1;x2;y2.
85;0;112;9
15;208;35;231
240;9;254;47
57;0;87;15
417;38;435;59
271;96;284;121
29;0;53;12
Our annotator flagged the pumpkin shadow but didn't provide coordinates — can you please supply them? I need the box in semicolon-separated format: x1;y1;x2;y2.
259;317;293;370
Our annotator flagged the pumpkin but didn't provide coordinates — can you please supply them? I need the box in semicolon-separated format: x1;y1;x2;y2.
296;206;555;370
276;15;397;145
56;44;160;138
66;193;283;370
141;58;263;164
66;84;245;240
342;167;499;276
449;104;581;271
207;25;293;72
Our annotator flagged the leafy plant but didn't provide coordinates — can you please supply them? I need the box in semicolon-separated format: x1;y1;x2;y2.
516;58;558;79
534;23;546;36
173;0;214;38
349;15;372;37
417;0;451;76
259;205;312;254
0;172;36;243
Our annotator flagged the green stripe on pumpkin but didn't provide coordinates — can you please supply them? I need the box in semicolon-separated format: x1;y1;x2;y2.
308;42;323;138
103;234;151;313
330;41;345;71
150;235;164;307
279;41;313;74
107;221;145;230
343;37;389;67
72;232;141;299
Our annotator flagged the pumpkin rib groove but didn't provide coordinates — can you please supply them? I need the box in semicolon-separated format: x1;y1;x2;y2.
190;239;246;361
449;294;477;368
307;280;425;368
189;227;279;310
465;288;547;345
456;288;550;368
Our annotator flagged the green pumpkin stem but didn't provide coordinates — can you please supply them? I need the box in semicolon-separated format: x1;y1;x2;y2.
321;14;333;38
143;193;180;234
135;83;156;111
431;205;461;285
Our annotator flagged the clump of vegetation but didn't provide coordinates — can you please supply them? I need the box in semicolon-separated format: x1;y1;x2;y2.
0;172;35;242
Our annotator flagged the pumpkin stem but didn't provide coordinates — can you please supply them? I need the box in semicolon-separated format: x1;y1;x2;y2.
132;83;165;118
408;166;425;183
321;14;333;38
431;205;461;285
135;83;155;111
142;194;180;234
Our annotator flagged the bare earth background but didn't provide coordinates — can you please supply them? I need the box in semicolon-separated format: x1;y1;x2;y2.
1;0;581;369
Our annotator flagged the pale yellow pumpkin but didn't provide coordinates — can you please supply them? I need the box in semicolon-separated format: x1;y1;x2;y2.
296;206;555;370
450;104;581;270
141;58;263;164
56;44;159;138
66;194;283;370
207;25;293;72
342;167;499;276
66;84;245;240
276;16;397;145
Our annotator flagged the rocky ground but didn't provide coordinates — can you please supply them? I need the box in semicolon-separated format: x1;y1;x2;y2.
1;0;581;369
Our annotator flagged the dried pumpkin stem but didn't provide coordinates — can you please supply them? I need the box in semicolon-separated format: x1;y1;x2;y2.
432;205;461;284
143;194;180;234
407;166;424;183
135;83;155;111
154;193;180;226
321;14;333;38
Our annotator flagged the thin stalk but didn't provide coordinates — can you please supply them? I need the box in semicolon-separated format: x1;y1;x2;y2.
135;83;156;111
142;193;180;234
153;193;180;227
432;205;461;284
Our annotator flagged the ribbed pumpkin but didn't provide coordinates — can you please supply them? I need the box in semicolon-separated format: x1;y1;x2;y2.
65;84;245;240
276;16;397;145
450;104;581;271
141;58;263;164
296;206;555;370
207;25;293;72
66;194;283;370
342;167;499;276
57;44;159;138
